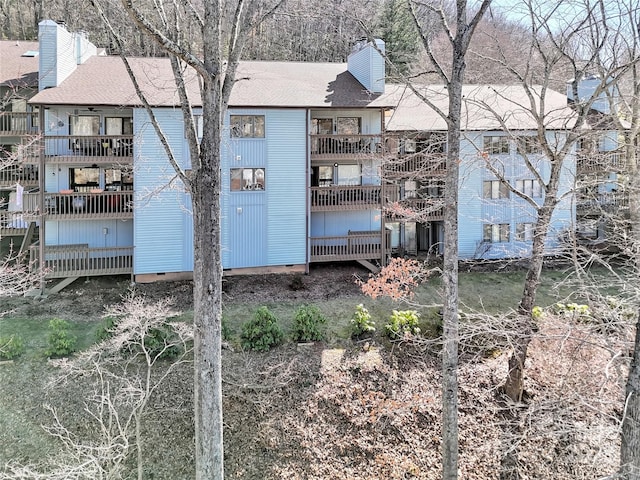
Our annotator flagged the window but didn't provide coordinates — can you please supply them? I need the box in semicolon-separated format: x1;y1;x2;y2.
336;117;361;135
516;223;535;242
317;166;333;186
483;136;509;154
106;117;133;135
337;164;361;185
515;179;542;198
483;224;510;243
230;115;265;138
230;168;265;191
516;136;541;154
483;180;509;199
70;167;100;191
312;118;333;135
70;115;100;136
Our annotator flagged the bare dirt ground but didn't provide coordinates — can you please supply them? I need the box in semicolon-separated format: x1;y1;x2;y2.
0;262;627;479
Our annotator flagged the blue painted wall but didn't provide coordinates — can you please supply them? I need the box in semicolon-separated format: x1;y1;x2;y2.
133;108;192;275
222;109;307;269
458;132;575;260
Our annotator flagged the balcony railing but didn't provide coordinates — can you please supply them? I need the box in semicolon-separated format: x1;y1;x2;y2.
0;163;39;187
24;135;134;164
310;134;383;160
382;153;447;178
310;230;388;262
44;191;133;219
577;150;624;172
310;185;382;211
386;198;445;221
30;245;134;278
0;211;36;235
0;111;39;136
577;192;628;213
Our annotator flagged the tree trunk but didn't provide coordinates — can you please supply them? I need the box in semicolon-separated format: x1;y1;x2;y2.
192;78;224;480
621;314;640;479
621;128;640;479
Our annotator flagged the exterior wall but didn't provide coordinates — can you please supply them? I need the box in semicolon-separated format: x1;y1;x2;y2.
347;39;385;94
310;109;382;135
45;219;133;248
134;107;308;275
38;20;78;90
133;108;191;275
458;131;575;260
222;108;307;269
310;210;380;237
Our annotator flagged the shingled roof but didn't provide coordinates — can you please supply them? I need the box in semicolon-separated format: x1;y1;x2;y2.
0;40;40;88
380;84;578;131
29;56;393;109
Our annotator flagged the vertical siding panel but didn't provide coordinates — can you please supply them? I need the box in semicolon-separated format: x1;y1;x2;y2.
266;109;307;266
133;108;190;275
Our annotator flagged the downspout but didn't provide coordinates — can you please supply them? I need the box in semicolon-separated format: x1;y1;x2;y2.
38;105;45;293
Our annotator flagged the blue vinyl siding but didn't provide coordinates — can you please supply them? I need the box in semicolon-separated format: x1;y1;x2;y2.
45;219;133;248
221;109;307;269
346;40;385;93
133;108;191;275
310;211;380;237
265;110;307;266
458;132;576;260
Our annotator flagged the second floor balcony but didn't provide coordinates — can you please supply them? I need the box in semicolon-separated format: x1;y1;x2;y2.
43;190;134;220
310;134;383;161
310;185;383;211
577;150;625;173
24;135;134;164
0;111;39;136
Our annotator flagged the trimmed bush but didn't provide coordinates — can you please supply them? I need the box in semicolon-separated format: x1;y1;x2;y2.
241;306;284;351
95;316;118;342
385;310;421;340
45;319;77;357
292;305;327;342
350;304;375;338
0;335;25;360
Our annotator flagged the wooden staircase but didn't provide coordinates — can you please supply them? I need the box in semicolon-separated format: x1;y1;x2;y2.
18;221;38;258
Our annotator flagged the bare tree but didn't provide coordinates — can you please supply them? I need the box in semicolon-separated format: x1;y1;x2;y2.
86;1;282;477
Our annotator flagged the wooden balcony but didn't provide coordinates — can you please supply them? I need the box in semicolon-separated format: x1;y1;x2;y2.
310;230;388;262
577;192;628;214
577;150;624;173
311;185;382;211
386;198;445;222
0;163;39;188
25;135;134;164
0;211;37;236
0;111;39;136
310;134;383;161
43;191;133;220
30;244;134;279
382;153;447;179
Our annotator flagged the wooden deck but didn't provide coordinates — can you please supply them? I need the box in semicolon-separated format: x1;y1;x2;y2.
386;198;445;221
0;111;39;136
310;231;388;263
24;135;134;164
310;134;383;161
577;151;624;173
310;185;382;211
0;163;39;188
577;192;628;214
43;191;133;220
30;245;134;279
382;153;447;179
